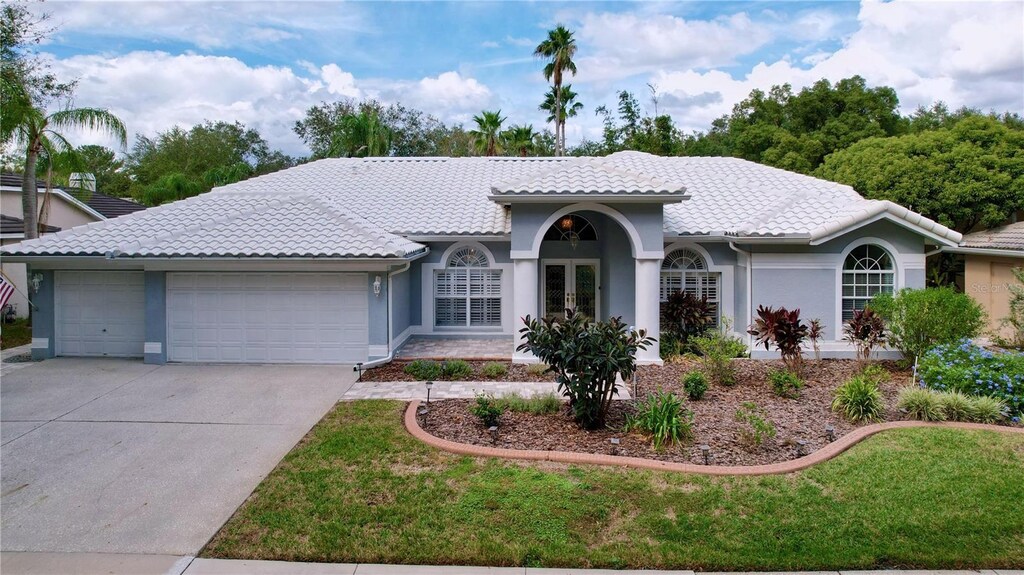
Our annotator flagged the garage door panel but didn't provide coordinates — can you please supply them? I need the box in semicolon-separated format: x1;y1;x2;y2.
168;273;368;363
56;271;145;358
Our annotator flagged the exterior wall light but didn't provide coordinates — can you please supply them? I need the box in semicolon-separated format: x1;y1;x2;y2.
30;273;43;294
372;275;382;297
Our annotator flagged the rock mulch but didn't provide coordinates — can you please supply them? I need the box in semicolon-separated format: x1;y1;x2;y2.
362;360;555;383
419;359;916;466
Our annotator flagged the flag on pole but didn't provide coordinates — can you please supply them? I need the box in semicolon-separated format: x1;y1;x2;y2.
0;272;15;310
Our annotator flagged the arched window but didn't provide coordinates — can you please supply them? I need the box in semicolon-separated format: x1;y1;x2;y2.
435;246;502;327
842;244;895;321
543;214;597;248
660;248;720;325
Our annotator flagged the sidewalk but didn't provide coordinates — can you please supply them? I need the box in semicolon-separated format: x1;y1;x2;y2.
0;343;34;377
1;553;1020;575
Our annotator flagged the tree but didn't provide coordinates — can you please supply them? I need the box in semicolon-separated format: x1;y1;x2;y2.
539;85;583;155
328;110;393;158
48;144;132;198
816;115;1024;232
500;124;536;157
8;106;126;237
534;25;578;156
469;110;506;156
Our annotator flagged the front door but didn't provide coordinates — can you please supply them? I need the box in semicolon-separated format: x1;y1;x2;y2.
542;259;599;320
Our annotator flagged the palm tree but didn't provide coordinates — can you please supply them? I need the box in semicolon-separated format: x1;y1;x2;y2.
500;124;537;157
539;85;583;154
469;110;506;156
329;110;393;158
9;105;127;238
534;25;577;156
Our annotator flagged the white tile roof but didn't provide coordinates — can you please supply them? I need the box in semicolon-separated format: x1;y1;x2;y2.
1;151;962;259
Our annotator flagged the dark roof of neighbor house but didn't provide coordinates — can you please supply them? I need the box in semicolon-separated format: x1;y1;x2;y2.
961;221;1024;251
1;214;60;235
1;172;146;219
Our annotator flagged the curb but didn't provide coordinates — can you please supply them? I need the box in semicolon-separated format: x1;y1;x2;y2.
403;400;1024;476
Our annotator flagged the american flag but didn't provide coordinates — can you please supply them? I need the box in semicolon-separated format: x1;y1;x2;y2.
0;272;15;310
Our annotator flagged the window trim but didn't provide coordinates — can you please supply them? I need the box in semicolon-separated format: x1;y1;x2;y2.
432;242;504;329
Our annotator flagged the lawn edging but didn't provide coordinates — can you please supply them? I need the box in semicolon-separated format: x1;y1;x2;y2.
404;400;1024;476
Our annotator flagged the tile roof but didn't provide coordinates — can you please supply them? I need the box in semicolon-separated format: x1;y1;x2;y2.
961;221;1024;251
0;214;60;235
1;152;962;259
69;189;146;219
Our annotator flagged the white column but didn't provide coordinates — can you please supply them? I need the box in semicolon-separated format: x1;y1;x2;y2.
512;257;539;363
635;257;662;365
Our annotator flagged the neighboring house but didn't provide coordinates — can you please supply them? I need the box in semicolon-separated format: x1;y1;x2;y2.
1;151;961;364
0;173;145;318
947;221;1024;340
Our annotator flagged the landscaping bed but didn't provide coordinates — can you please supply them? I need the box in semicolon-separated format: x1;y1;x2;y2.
362;360;555;382
417;359;1021;466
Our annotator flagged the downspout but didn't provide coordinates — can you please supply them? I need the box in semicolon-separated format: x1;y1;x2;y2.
360;249;429;369
729;241;753;347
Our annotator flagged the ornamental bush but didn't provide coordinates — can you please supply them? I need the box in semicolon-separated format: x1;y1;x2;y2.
682;371;709;400
769;368;803;399
518;310;653;429
832;375;884;422
625;392;694;450
917;339;1024;419
870;287;986;362
440;359;473;380
690;323;746;387
404;359;441;380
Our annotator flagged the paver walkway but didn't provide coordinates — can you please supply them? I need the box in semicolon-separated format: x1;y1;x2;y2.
395;336;513;359
343;379;632;400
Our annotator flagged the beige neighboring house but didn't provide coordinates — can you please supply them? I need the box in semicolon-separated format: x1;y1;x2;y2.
1;173;145;318
948;221;1024;339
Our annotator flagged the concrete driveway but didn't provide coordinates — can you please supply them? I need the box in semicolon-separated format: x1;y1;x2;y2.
0;358;357;555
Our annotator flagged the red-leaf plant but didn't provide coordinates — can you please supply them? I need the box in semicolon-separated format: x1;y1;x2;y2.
843;308;887;361
747;305;809;373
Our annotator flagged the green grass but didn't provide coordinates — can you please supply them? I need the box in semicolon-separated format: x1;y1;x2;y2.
0;318;31;350
203;400;1024;570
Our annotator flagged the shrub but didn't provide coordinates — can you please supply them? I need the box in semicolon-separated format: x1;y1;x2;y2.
498;392;561;415
690;324;745;386
518;310;654;429
769;369;803;399
832;375;884;422
843;308;887;361
748;305;808;373
734;402;776;448
440;359;473;380
625;392;694;449
661;291;713;342
871;287;986;362
404;359;441;380
682;371;709;400
470;393;501;427
860;363;890;384
968;395;1008;424
525;362;549;376
659;332;683;360
918;339;1024;418
481;362;508;378
897;387;946;422
808;318;825;361
938;390;973;422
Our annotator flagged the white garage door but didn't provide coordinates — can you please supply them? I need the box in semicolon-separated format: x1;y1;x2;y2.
56;271;146;357
167;273;369;363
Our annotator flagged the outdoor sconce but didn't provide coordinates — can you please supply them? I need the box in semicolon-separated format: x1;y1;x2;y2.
700;444;711;465
353;362;364;381
372;275;382;297
797;440;808;456
488;425;499;444
424;380;433;406
825;425;836;443
30;273;43;294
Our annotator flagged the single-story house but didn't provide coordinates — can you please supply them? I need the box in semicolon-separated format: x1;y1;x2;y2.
0;173;145;318
947;221;1024;340
1;151;962;364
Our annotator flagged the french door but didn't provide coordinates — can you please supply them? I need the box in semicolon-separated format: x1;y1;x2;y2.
542;259;599;320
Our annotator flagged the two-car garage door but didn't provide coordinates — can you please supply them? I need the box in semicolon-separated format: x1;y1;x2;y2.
166;273;368;363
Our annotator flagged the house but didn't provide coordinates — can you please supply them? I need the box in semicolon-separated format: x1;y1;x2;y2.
947;221;1024;340
1;151;962;364
1;174;145;318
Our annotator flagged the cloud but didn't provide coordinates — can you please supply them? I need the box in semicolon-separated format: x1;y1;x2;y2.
480;41;500;49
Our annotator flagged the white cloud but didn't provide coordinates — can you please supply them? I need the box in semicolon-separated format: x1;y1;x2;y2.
320;64;361;98
480;41;500;49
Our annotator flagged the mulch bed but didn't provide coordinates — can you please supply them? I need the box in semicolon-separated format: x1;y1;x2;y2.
362;360;556;382
418;359;920;466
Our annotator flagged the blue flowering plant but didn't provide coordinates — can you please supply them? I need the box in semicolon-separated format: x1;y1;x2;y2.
917;339;1024;419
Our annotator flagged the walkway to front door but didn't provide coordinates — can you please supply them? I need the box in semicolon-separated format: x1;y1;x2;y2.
394;336;513;360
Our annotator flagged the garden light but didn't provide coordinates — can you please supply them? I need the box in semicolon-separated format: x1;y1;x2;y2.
797;440;808;456
488;425;499;444
610;437;620;455
353;362;363;381
425;380;433;406
825;425;835;442
700;444;711;465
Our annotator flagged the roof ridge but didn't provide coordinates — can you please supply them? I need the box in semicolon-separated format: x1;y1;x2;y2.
491;156;683;194
736;188;810;234
304;194;423;257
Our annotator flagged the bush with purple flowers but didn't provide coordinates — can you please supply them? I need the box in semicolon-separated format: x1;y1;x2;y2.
918;339;1024;419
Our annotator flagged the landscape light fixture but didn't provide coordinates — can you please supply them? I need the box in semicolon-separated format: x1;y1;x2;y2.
825;425;836;442
425;380;433;406
797;440;808;456
610;437;620;455
488;425;499;444
353;362;364;381
700;444;711;465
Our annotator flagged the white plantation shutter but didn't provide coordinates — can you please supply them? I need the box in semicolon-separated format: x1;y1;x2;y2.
435;247;502;327
661;248;721;327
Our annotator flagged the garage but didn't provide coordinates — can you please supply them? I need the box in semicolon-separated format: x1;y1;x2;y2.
55;271;146;357
166;272;369;363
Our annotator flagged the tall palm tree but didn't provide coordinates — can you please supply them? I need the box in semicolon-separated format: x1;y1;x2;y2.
539;85;583;154
469;110;506;156
9;105;127;238
500;124;537;157
534;25;577;156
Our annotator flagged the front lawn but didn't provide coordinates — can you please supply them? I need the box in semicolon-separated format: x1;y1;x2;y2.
0;318;31;350
203;400;1024;570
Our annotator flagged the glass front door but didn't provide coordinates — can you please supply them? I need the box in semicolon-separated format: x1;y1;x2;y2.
542;259;599;320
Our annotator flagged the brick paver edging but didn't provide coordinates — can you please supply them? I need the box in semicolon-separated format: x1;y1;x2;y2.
404;400;1024;476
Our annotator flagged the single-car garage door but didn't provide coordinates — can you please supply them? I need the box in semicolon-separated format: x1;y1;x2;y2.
56;271;145;357
167;273;368;363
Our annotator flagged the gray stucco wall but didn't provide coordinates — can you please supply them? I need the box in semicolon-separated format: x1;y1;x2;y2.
368;272;388;349
602;220;635;324
422;241;511;264
30;268;55;360
511;203;665;255
751;268;837;338
144;271;167;364
391;264;412;343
